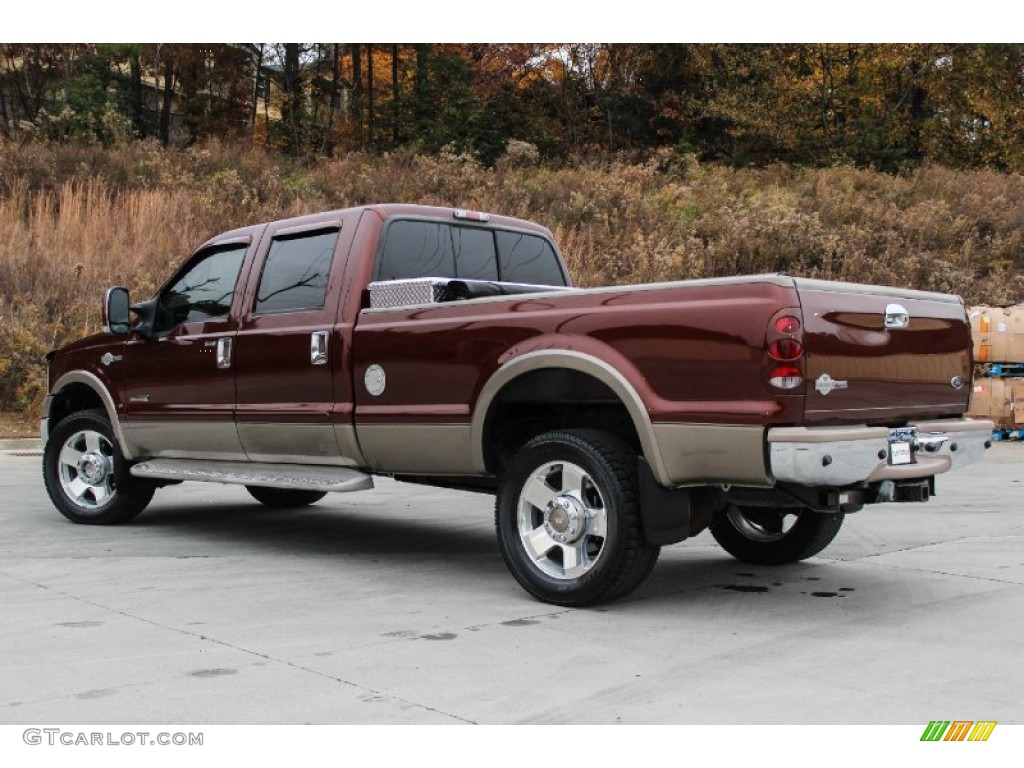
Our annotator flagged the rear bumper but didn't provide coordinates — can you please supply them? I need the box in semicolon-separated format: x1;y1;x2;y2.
767;418;993;487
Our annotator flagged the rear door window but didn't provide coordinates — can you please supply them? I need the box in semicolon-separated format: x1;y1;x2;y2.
254;229;339;314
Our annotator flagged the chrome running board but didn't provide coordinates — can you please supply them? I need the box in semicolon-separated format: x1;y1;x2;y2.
130;459;374;493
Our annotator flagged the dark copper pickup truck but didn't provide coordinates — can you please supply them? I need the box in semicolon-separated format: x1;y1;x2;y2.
41;204;993;605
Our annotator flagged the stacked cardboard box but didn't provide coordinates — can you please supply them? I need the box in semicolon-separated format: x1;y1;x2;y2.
967;305;1024;429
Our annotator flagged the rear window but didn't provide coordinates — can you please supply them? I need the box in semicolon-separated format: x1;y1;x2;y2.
452;226;499;281
496;231;565;285
377;221;456;281
376;220;566;286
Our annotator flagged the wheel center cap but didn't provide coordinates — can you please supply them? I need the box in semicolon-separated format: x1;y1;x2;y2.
544;497;585;544
78;453;109;485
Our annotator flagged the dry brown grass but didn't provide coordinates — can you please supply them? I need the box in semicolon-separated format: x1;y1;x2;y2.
0;411;36;439
3;139;1024;417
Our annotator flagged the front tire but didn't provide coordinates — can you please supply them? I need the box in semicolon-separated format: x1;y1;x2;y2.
710;505;844;565
245;486;326;508
495;429;660;607
43;409;155;525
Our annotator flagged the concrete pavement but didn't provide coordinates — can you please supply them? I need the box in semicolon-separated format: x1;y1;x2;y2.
1;443;1022;724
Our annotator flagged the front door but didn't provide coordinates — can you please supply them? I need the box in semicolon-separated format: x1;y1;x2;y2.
121;240;252;460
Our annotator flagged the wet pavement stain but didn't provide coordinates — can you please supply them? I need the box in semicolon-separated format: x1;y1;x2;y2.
501;619;539;627
189;668;238;678
75;689;117;700
720;584;770;593
420;632;458;641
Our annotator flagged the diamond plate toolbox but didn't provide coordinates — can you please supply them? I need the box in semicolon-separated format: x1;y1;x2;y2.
367;278;453;309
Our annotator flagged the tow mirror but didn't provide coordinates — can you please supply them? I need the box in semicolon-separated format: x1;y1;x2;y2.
103;286;132;336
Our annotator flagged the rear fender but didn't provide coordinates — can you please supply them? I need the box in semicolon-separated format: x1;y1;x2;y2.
471;345;671;486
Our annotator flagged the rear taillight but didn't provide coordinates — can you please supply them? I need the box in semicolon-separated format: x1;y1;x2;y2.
774;316;801;335
769;366;803;389
768;339;804;361
766;311;805;391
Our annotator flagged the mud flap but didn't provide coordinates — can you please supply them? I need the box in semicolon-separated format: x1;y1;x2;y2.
637;457;692;546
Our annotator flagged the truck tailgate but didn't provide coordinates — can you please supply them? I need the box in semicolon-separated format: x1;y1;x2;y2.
795;279;972;424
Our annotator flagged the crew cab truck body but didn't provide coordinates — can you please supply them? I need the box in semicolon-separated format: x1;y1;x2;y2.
41;204;993;605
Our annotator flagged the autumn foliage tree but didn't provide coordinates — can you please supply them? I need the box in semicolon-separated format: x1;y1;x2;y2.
1;43;1023;172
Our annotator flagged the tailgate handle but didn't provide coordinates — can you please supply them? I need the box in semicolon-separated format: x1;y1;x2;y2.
884;303;910;329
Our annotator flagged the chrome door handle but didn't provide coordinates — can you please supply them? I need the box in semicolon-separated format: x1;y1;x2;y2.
311;331;329;365
216;337;233;369
885;303;910;329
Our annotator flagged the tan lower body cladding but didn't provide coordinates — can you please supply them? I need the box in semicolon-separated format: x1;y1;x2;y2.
652;424;770;487
358;421;769;485
356;424;476;474
123;421;366;467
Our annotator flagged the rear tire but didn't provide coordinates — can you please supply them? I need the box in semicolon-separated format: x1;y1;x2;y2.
43;409;155;525
710;505;844;565
495;429;659;607
245;486;326;508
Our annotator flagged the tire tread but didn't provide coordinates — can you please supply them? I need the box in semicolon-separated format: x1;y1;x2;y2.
43;408;154;525
495;429;659;606
710;505;844;565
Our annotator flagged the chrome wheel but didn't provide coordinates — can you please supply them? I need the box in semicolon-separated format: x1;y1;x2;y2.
711;504;845;565
726;506;799;543
57;429;116;509
496;430;660;606
516;459;608;580
44;409;155;525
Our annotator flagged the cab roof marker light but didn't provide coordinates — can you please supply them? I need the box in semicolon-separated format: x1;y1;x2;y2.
453;209;490;223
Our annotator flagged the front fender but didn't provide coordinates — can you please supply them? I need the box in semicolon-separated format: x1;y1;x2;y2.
43;370;135;459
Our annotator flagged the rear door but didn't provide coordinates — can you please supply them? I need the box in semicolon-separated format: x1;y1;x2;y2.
233;219;354;464
796;280;972;424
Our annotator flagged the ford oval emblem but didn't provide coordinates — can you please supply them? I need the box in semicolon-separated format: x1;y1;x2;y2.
950;375;965;390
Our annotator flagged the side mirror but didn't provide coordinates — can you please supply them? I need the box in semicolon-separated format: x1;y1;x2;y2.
103;286;132;336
